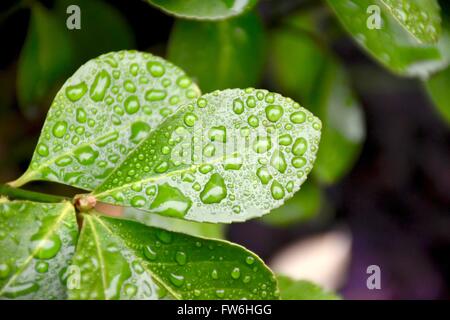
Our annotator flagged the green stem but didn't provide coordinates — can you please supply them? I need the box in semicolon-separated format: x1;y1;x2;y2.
0;184;69;203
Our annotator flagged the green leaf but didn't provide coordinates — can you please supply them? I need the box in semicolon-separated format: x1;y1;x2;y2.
145;0;257;20
277;275;340;300
261;181;321;227
0;200;77;299
124;208;225;239
425;65;450;123
12;51;200;190
69;214;278;299
168;12;265;92
92;89;322;223
271;28;365;184
55;0;135;66
327;0;449;77
17;3;73;115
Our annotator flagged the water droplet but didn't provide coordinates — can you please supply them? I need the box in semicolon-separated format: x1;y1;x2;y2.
199;164;213;174
270;180;285;200
130;121;151;144
246;256;255;265
90;70;111;102
265;105;284;122
203;144;216;157
253;136;272;153
29;233;61;260
246;96;256;108
149;184;192;217
243;276;251;283
169;273;185;287
292;156;307;168
175;251;187;265
279;134;293;146
248;115;259;127
231;267;241;279
37;143;49;157
145;89;167;101
156;230;173;244
123;80;136;93
66;82;87;102
124;284;137;297
211;269;219;279
215;289;225;298
124;95;140;114
208;126;226;143
256;167;272;185
200;173;227;204
0;263;11;279
147;61;165;77
270;150;287;173
197;98;207;108
176;76;191;88
131;195;146;208
35;261;48;273
292;138;307;156
224;154;243;170
74;146;99;165
76;108;87;123
290;111;306;124
183;113;197;127
232;98;244;114
143;245;157;260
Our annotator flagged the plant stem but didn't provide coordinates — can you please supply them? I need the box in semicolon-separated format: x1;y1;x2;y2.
0;184;69;203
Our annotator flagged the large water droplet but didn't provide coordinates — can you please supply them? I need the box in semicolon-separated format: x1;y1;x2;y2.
200;173;227;204
66;82;87;102
270;150;287;173
290;111;306;124
169;273;185;287
131;195;146;208
256;167;272;185
232;98;244;114
270;180;285;200
292;156;307;168
74;146;99;165
292;138;307;156
224;154;243;170
147;61;165;77
0;263;11;279
29;233;61;260
90;70;111;102
265;105;284;122
76;108;87;123
130;121;151;144
124;95;140;114
145;89;167;101
37;143;49;157
149;184;192;217
175;251;187;265
183;113;197;127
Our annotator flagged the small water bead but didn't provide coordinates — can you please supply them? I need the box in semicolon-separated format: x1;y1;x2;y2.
76;108;87;123
74;146;99;165
223;155;243;170
192;182;201;191
175;251;187;265
154;161;169;173
169;273;185;287
199;164;213;174
270;180;285;200
270;150;287;173
197;97;207;108
246;96;256;108
131;196;146;208
0;263;11;279
145;89;167;101
177;75;192;88
90;70;111;102
130;121;151;144
216;289;225;298
183;113;197;127
130;63;139;76
55;156;71;167
243;276;251;283
253;136;272;153
278;134;293;146
313;122;322;130
143;245;157;261
256;167;272;185
37;143;49;157
231;267;241;280
169;95;180;105
35;261;49;273
286;181;294;192
147;61;165;77
247;115;259;127
290;111;306;124
265;105;284;122
65;82;87;101
124;283;137;298
246;256;255;265
211;269;219;279
208;126;227;143
292;156;307;168
200;173;227;204
145;185;157;196
123;80;136;93
232;98;244;114
292;137;307;156
149;183;192;218
124;95;140;114
29;233;61;260
203;144;216;157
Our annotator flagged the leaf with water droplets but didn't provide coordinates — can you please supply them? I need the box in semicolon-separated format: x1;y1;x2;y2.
327;0;449;77
0;200;77;299
12;50;200;190
146;0;257;20
17;3;73;117
168;12;265;92
425;65;450;124
69;214;278;300
93;89;321;223
271;17;365;184
277;275;340;300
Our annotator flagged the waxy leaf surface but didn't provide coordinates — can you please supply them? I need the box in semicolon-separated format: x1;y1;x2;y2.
69;214;278;299
13;51;200;190
0;200;77;299
93;89;321;223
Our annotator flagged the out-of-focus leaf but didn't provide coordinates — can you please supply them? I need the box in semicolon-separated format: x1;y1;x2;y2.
262;181;322;227
17;3;73;116
55;0;134;66
271;28;365;184
69;214;279;300
327;0;450;78
168;13;265;92
11;51;200;191
0;201;77;299
123;208;225;239
426;65;450;123
277;275;341;300
93;89;321;223
146;0;257;20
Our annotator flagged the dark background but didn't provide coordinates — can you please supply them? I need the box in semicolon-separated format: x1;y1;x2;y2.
0;0;449;299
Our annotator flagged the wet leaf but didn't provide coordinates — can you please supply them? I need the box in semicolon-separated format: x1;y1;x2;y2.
425;66;450;123
168;12;265;92
327;0;449;77
69;214;278;300
271;28;365;184
261;181;322;227
277;275;340;300
11;51;200;190
93;89;321;223
17;3;73;116
0;200;77;299
146;0;257;20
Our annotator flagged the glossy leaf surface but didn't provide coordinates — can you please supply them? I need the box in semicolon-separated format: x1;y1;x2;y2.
13;51;200;190
93;89;321;223
426;66;450;123
327;0;449;77
0;200;77;299
146;0;257;20
277;275;340;300
168;13;265;92
69;214;278;299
